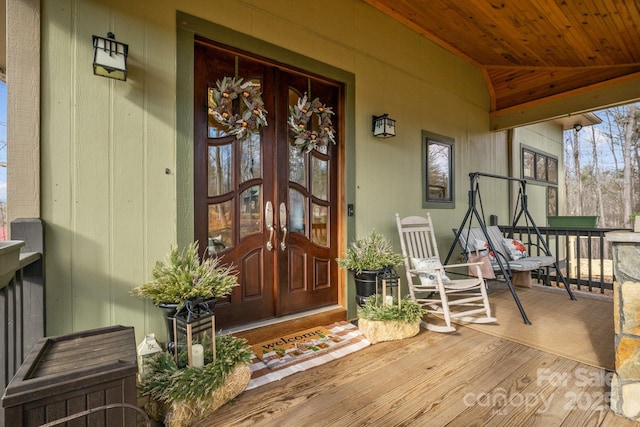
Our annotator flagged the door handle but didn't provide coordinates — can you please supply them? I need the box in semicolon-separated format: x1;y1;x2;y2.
279;202;288;251
265;201;274;251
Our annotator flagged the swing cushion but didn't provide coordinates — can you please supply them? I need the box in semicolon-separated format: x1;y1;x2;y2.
502;257;554;271
502;238;528;260
460;226;557;272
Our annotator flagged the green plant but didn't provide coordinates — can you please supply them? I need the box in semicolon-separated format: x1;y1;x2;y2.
358;295;426;324
139;334;252;403
336;230;404;274
132;241;238;310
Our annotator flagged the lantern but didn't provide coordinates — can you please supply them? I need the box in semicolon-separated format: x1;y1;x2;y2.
172;298;216;368
378;266;400;306
136;333;163;378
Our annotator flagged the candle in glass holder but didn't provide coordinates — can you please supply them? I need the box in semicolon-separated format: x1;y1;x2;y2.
192;344;204;368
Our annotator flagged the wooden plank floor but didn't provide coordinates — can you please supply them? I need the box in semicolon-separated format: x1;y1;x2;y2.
193;324;640;427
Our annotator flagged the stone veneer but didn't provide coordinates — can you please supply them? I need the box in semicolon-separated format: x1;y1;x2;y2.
606;231;640;421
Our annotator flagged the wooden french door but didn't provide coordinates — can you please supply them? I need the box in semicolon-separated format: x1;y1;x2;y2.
194;38;341;329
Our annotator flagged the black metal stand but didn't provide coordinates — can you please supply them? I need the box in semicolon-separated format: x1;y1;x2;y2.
444;172;576;325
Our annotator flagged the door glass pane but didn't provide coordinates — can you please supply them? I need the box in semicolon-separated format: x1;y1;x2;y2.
289;143;306;185
311;157;328;200
240;133;262;183
208;144;232;197
208;87;229;138
208;201;233;255
308;105;328;155
288;87;307;184
289;189;306;234
239;186;261;239
311;204;328;246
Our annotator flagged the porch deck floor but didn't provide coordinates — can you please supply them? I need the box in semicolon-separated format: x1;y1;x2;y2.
193;313;639;426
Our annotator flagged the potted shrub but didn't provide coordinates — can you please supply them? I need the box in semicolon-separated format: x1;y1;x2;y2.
133;242;251;425
357;294;426;344
336;230;405;306
132;241;240;349
132;241;239;311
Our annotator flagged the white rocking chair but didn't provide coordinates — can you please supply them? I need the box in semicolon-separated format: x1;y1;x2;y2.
396;213;496;333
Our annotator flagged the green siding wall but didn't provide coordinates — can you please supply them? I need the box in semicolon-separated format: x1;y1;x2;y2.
39;0;558;341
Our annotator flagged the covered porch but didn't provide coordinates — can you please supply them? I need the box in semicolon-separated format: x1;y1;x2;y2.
194;285;631;427
2;0;640;424
4;0;639;337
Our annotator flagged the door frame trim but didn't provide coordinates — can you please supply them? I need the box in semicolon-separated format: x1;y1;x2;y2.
176;11;357;317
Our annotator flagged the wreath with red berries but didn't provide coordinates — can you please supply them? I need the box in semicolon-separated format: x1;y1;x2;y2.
210;76;268;139
288;93;336;153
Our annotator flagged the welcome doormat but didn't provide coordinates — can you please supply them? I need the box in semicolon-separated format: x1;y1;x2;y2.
251;325;349;370
246;321;370;390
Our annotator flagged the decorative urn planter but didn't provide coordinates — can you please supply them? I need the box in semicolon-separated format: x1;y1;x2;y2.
357;292;426;344
358;318;421;344
149;362;251;427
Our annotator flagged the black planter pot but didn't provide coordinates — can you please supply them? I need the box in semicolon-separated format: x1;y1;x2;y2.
353;267;400;307
158;302;179;353
353;270;383;307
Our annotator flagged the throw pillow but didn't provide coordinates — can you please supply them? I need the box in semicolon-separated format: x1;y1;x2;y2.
411;257;450;286
502;238;529;260
471;239;496;262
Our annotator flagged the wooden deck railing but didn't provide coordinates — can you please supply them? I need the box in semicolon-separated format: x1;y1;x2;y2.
505;225;629;294
1;219;45;393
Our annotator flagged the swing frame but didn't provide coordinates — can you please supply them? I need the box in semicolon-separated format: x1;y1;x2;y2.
445;172;576;325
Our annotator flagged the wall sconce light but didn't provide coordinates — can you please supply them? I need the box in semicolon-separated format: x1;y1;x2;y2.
372;114;396;138
92;32;128;81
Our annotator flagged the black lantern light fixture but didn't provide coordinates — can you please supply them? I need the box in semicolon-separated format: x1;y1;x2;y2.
372;114;396;138
172;298;216;368
92;32;128;81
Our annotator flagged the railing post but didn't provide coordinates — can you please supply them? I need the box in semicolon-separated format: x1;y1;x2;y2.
10;219;45;356
1;219;45;403
11;219;43;254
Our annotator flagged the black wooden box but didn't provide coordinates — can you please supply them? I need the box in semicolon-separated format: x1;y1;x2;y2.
2;325;138;427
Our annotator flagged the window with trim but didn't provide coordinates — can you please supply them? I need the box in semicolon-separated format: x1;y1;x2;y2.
522;146;558;216
423;130;454;209
522;147;557;184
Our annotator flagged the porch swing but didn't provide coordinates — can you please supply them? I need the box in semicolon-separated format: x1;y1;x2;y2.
445;172;576;325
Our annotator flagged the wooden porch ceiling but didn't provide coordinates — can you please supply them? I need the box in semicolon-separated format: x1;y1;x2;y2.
362;0;640;119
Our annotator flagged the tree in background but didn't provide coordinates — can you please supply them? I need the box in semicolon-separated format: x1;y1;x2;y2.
565;123;583;215
564;102;640;228
589;125;606;227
